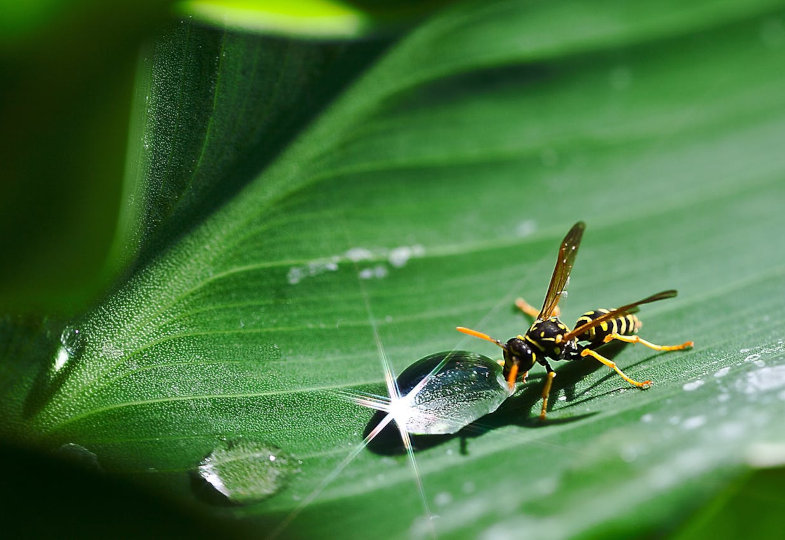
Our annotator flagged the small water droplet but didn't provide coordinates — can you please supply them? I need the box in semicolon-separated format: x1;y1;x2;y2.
682;416;706;430
516;219;537;237
55;443;101;470
194;441;297;505
61;327;83;356
53;326;85;373
682;379;704;391
714;366;731;378
434;492;452;506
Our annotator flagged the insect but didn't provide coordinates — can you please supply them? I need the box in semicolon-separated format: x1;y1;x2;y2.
457;221;694;420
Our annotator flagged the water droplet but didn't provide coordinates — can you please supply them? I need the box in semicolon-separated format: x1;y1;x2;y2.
714;366;731;378
389;245;424;268
53;326;84;373
739;365;785;395
60;327;83;356
393;351;512;435
434;492;453;506
682;416;706;430
194;441;297;505
515;219;537;237
682;379;704;391
345;247;373;262
55;443;100;470
746;442;785;467
359;265;388;279
744;353;761;362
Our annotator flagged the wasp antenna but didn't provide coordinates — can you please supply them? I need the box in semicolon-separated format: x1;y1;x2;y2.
456;327;506;349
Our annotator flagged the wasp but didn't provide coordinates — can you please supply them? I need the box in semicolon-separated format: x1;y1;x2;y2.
457;221;693;420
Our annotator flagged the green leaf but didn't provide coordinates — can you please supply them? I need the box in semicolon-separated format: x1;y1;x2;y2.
0;1;173;313
4;0;785;537
178;0;454;38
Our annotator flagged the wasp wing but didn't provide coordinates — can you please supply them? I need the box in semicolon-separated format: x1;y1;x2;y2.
563;289;677;342
537;221;585;320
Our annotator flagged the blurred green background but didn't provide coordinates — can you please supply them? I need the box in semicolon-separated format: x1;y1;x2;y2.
2;0;785;538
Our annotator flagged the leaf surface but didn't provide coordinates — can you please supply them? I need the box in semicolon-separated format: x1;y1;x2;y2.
4;1;785;538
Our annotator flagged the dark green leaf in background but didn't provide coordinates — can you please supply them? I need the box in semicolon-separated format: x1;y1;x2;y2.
2;0;785;538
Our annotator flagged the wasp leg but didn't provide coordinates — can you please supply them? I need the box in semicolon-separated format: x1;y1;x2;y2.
515;298;560;318
539;366;556;420
580;348;652;388
603;333;694;351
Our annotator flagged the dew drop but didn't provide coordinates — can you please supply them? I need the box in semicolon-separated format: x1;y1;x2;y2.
682;379;704;392
61;326;83;355
714;366;731;378
53;326;85;373
739;365;785;395
434;491;453;506
682;416;706;430
194;440;297;505
55;443;101;470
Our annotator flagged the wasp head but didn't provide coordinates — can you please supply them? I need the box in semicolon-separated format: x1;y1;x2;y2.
502;336;535;380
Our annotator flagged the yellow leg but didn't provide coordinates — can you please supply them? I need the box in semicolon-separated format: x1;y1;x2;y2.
515;298;560;318
580;348;652;388
539;371;556;420
603;333;694;351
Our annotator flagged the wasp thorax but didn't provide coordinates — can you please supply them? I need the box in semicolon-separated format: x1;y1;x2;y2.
527;317;570;358
503;336;536;377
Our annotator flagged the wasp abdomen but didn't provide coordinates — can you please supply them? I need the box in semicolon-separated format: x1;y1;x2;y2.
573;309;640;345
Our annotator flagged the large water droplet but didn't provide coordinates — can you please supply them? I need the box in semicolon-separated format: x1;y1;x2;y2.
394;351;512;435
194;441;297;505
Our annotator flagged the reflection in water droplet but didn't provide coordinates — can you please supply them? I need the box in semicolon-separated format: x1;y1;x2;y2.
61;326;83;356
195;441;297;505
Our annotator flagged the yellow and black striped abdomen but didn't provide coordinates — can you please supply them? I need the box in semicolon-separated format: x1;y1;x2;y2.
573;309;641;346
